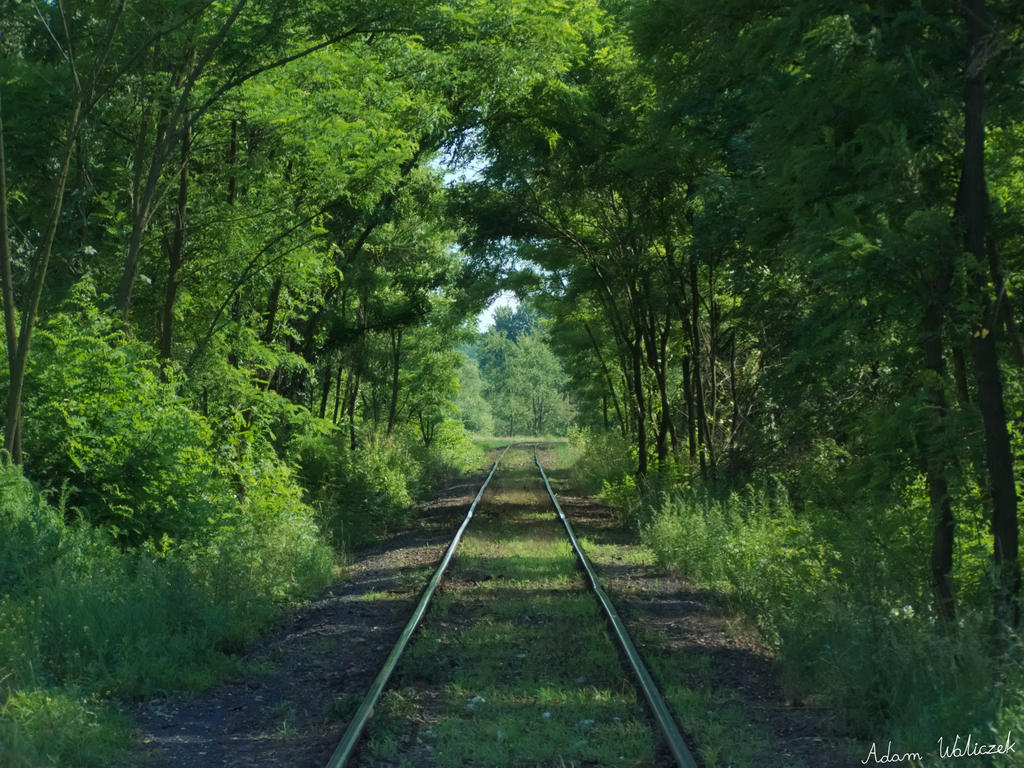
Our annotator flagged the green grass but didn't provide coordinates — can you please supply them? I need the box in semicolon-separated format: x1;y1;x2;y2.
634;477;1020;766
471;435;569;452
570;543;790;768
0;687;132;768
0;458;336;767
366;446;661;766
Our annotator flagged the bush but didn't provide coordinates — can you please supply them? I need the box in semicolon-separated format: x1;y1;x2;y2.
0;457;333;766
567;427;635;495
21;292;236;545
296;432;418;550
640;475;1021;750
411;418;485;488
297;420;484;551
0;463;65;594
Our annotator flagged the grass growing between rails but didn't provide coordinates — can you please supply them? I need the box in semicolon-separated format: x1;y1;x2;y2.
361;446;663;766
471;434;569;452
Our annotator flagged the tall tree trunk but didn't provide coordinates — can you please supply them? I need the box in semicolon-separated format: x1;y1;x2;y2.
319;361;333;419
642;305;672;468
262;277;283;344
707;258;719;460
682;355;697;462
660;313;679;456
583;320;626;437
332;365;345;424
386;328;402;436
348;365;361;451
4;95;83;463
727;329;741;466
0;99;20;462
227;119;239;205
631;333;648;479
960;0;1019;633
690;257;711;476
923;255;956;624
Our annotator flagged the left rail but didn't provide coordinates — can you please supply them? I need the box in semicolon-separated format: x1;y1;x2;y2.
324;444;511;768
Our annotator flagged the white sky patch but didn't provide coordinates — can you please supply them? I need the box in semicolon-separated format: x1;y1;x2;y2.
476;290;519;332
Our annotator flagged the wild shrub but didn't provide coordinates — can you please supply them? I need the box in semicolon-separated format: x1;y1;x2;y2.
21;290;236;544
641;475;1020;747
297;419;483;551
296;431;417;550
410;418;485;488
567;427;634;494
0;449;333;765
0;462;65;593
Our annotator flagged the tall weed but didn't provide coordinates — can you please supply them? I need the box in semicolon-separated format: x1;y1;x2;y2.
0;457;333;766
297;419;482;550
640;476;1019;755
567;427;634;495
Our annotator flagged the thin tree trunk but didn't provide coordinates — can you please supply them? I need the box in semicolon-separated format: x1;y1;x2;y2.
707;260;719;458
682;354;697;462
0;98;19;463
5;95;83;463
960;0;1019;634
642;305;671;467
690;257;711;476
923;260;956;624
0;98;17;385
728;329;741;466
227;119;239;204
332;364;344;424
348;366;361;451
262;277;283;344
319;361;332;419
632;333;648;479
583;320;626;437
386;328;402;436
660;312;679;456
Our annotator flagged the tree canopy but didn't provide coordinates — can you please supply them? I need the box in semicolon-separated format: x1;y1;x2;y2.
2;0;1024;761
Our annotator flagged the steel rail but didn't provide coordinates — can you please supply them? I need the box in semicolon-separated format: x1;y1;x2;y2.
324;444;511;768
535;448;700;768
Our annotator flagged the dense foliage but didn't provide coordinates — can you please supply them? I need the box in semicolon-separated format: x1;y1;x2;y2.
0;1;587;763
469;305;573;437
2;0;1023;762
455;0;1024;757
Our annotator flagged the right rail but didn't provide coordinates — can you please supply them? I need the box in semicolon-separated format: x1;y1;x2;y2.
535;448;700;768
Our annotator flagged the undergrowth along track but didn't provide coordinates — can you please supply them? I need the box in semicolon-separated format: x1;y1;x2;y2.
326;444;698;768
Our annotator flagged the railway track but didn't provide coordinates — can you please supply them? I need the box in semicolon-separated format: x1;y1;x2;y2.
325;444;698;768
